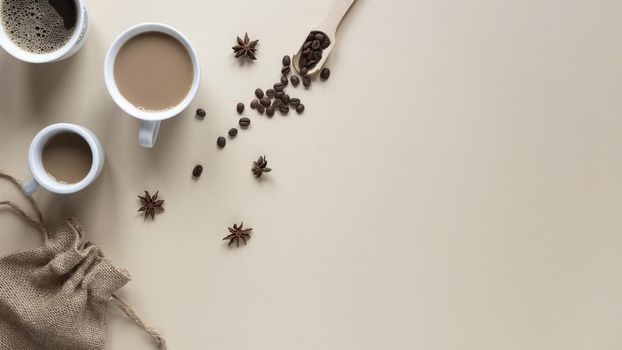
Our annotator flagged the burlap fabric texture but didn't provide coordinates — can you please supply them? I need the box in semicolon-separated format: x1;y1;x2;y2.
0;173;166;349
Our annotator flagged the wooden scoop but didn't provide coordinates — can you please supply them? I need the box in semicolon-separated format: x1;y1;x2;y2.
292;0;357;76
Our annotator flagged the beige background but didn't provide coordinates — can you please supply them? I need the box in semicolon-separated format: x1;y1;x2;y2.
1;0;621;349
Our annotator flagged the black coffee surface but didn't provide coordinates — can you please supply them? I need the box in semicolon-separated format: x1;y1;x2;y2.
1;0;77;54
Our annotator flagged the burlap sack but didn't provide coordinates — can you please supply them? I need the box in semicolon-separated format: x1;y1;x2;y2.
0;173;166;349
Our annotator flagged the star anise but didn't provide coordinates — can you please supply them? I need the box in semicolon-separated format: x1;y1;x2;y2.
232;32;258;60
223;222;253;247
252;155;272;178
137;191;164;220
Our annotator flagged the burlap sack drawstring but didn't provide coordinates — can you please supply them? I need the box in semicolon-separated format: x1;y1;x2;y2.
0;173;167;349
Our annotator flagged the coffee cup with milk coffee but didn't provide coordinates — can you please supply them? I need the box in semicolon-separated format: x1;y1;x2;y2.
23;123;104;195
104;23;201;148
0;0;88;63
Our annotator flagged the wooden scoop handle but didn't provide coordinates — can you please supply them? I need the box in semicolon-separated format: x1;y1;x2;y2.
317;0;357;36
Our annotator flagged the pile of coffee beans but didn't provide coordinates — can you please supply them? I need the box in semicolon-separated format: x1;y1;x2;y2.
299;31;331;72
213;31;334;150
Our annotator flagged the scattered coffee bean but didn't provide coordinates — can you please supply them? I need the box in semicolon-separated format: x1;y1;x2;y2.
290;98;300;107
280;76;289;85
255;88;264;98
290;75;300;86
239;117;251;128
257;105;265;114
192;165;203;178
300;67;308;76
320;68;331;80
260;97;271;107
250;99;259;109
237;103;245;114
196;108;206;117
217;137;226;148
282;55;291;66
281;94;290;104
274;83;285;92
303;75;311;87
266;106;275;117
229;128;238;137
281;66;291;76
275;91;284;99
296;104;305;113
279;106;290;114
272;99;282;108
266;89;275;98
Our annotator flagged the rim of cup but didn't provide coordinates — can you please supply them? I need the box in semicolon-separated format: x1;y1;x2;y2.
0;0;86;63
29;123;101;194
104;22;201;122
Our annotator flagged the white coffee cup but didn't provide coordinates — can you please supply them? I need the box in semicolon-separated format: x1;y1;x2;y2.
104;23;201;148
0;0;89;63
22;123;104;195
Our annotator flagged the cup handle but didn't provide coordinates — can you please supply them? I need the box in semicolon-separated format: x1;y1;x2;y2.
22;178;40;195
138;120;161;148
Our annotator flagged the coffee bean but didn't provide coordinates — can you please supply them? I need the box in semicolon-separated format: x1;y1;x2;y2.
320;68;331;80
239;117;251;128
274;83;285;92
290;75;300;86
272;99;282;108
192;165;203;178
283;55;291;66
255;88;264;99
237;103;244;114
257;105;265;114
300;56;308;68
281;94;290;104
196;108;206;117
266;89;275;98
321;39;331;49
217;137;226;148
266;106;275;117
281;76;289;85
290;98;300;107
296;104;305;113
275;91;284;99
260;97;271;107
279;106;290;114
281;66;290;75
300;67;308;76
303;48;312;56
306;60;316;68
250;99;259;109
229;128;238;137
303;76;311;88
303;41;313;49
307;33;314;41
313;50;322;60
312;40;321;50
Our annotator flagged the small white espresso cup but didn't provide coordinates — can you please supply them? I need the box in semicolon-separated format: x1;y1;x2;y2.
22;123;104;195
104;23;201;148
0;0;89;63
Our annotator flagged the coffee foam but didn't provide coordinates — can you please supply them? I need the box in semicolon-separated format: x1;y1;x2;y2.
1;0;75;54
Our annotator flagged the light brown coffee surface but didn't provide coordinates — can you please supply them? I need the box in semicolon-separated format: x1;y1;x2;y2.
42;132;92;184
113;32;194;112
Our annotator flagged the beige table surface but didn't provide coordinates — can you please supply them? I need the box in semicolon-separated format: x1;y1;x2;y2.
1;0;622;349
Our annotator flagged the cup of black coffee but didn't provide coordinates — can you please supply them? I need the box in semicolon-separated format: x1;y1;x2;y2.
0;0;88;63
